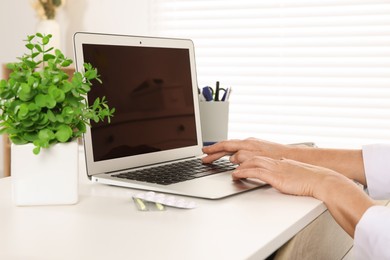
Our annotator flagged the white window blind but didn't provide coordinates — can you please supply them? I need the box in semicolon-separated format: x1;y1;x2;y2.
149;0;390;148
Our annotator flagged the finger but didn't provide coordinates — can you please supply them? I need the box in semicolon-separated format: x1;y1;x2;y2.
236;156;276;169
232;168;262;180
230;150;264;164
232;156;274;177
202;139;253;155
201;152;229;163
233;161;292;195
202;140;244;163
232;168;274;185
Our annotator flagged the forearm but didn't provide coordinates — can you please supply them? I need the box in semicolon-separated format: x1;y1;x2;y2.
287;146;367;186
231;154;375;237
314;174;375;237
202;139;367;186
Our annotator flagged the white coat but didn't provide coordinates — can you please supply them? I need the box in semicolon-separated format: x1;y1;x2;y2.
354;144;390;259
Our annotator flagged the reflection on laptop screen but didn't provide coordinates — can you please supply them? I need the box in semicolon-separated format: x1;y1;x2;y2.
82;44;197;162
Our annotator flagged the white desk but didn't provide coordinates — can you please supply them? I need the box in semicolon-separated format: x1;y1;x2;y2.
0;152;327;260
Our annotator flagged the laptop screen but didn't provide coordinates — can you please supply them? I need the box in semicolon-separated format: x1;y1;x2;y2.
82;44;197;162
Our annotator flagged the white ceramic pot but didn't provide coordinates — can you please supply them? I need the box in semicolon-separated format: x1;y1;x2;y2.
11;141;79;206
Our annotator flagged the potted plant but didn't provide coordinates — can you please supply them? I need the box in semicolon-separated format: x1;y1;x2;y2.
0;33;115;206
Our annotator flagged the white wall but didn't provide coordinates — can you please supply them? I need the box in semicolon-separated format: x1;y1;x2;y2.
0;0;151;177
59;0;151;58
0;1;150;69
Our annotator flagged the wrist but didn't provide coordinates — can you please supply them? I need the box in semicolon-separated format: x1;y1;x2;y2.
314;172;371;206
313;174;346;201
285;145;310;161
312;170;375;237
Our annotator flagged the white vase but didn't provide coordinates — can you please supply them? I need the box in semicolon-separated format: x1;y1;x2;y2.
11;141;79;206
36;19;61;51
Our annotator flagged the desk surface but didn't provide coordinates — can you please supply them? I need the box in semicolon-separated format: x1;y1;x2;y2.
0;151;326;260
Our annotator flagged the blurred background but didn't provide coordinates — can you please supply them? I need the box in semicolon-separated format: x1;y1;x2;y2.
1;0;390;178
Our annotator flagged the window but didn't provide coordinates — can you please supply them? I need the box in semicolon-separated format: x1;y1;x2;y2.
150;0;390;148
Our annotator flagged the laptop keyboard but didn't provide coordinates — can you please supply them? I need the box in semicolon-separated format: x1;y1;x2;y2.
111;158;236;185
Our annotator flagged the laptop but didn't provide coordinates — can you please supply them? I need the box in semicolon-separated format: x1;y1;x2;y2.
73;32;265;199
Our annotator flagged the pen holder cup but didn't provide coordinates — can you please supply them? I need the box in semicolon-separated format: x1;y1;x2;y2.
199;101;229;146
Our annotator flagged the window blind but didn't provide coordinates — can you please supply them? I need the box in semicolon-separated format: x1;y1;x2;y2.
149;0;390;148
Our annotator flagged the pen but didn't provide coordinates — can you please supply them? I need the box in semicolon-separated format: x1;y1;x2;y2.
221;87;228;101
214;81;220;101
221;87;231;102
202;86;214;101
226;87;232;101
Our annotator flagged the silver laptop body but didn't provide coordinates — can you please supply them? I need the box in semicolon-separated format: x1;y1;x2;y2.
73;32;264;199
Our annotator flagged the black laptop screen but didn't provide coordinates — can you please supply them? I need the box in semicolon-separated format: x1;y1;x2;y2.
82;44;197;162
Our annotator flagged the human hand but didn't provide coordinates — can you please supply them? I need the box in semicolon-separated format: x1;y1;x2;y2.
232;155;376;237
232;156;344;199
202;138;291;164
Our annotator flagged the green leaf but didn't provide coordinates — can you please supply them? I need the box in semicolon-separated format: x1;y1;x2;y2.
38;129;55;141
76;121;86;133
47;110;56;122
30;113;40;121
31;52;40;59
46;95;56;108
43;54;55;61
27;34;36;41
46;47;54;53
60;81;73;93
42;35;51;45
92;97;101;109
71;89;80;97
61;59;73;67
34;44;42;52
9;135;28;145
49;85;65;102
80;83;91;93
19;83;34;101
55;49;62;57
25;60;37;69
26;43;34;50
27;75;36;87
27;103;40;115
37;114;49;126
71;72;83;85
17;104;29;119
34;94;56;108
62;106;74;116
56;114;64;123
35;94;47;107
21;120;34;128
55;124;72;142
52;75;61;84
23;132;38;142
33;146;40;155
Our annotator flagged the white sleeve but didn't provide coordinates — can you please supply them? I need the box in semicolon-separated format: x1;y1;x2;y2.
362;144;390;199
354;205;390;260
